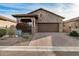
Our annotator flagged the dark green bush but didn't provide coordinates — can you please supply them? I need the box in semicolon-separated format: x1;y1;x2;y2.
0;29;7;37
69;31;79;37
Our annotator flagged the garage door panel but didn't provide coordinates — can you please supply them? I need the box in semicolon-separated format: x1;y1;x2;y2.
38;23;59;32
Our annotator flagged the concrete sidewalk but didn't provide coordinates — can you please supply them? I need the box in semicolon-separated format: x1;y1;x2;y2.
0;51;55;56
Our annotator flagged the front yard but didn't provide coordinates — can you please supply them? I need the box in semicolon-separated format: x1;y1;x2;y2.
0;27;32;46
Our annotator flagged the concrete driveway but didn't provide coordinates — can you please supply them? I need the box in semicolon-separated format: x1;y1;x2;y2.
32;32;79;46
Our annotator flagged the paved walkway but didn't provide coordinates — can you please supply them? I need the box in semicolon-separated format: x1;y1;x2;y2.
29;36;53;46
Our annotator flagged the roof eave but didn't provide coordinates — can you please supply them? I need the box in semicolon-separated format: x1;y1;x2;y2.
12;14;38;19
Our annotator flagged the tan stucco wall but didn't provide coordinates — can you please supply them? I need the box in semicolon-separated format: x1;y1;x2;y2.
64;21;79;32
0;20;16;28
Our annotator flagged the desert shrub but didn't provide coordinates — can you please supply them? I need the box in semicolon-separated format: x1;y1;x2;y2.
22;33;29;39
69;31;79;37
0;28;7;37
22;35;29;39
21;33;32;40
7;28;16;36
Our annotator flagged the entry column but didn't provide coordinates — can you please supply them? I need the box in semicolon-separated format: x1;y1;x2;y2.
31;17;36;34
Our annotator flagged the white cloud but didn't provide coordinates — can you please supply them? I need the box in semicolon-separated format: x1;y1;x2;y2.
63;3;79;20
52;3;79;21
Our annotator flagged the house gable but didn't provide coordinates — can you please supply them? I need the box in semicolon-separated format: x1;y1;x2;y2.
28;8;64;23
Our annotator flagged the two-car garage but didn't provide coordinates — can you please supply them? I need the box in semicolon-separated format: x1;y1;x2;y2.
38;23;59;32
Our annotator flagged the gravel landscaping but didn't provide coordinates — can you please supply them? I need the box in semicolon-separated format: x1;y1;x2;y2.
0;37;31;46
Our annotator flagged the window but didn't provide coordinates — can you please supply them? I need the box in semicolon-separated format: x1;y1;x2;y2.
39;14;42;17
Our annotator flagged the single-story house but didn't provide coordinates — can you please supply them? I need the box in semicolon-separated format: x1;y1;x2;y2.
12;8;64;34
0;15;16;28
63;17;79;32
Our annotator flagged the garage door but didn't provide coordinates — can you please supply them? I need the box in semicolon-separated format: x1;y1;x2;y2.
38;23;59;32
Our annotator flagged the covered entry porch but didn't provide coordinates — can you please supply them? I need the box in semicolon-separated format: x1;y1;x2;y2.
13;14;38;34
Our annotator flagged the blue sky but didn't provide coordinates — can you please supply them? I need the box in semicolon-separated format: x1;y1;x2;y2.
0;3;79;20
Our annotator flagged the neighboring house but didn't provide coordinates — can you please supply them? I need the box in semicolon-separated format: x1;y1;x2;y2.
0;15;16;28
63;17;79;32
12;8;64;34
